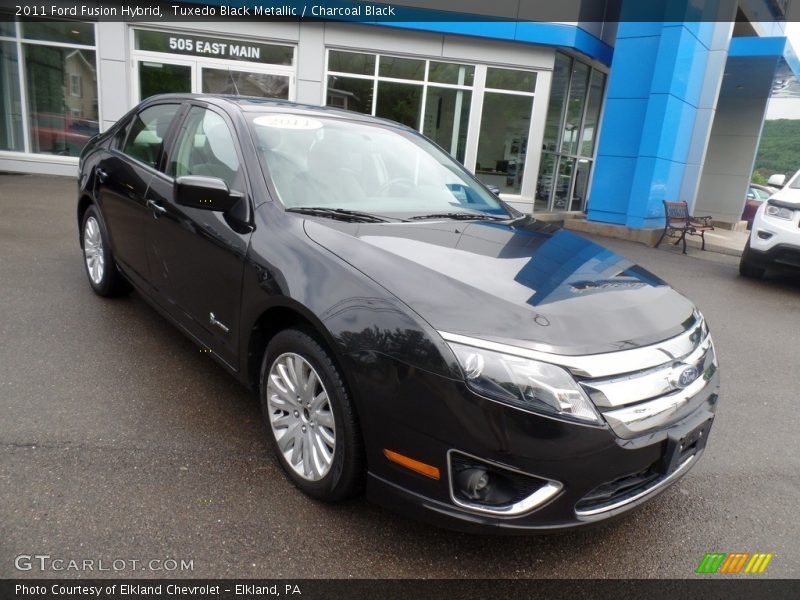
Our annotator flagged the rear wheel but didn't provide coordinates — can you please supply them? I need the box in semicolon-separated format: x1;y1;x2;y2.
81;205;129;296
739;241;766;279
259;328;364;501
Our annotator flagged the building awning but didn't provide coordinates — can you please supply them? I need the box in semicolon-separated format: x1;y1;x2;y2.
727;35;800;99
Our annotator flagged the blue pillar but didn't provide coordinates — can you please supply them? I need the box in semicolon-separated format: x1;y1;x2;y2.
588;8;732;228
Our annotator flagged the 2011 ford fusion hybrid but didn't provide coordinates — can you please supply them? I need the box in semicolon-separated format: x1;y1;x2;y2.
77;94;720;532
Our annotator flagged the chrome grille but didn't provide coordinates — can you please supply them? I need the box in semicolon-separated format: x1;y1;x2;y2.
579;324;718;438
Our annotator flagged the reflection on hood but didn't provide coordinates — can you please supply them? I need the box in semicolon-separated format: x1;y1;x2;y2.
360;227;665;307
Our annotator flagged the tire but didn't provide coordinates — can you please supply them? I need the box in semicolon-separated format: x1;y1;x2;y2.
739;241;766;279
259;328;364;502
81;204;130;297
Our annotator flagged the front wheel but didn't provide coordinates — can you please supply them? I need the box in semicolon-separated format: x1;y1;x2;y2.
739;241;766;279
81;205;130;296
259;328;364;502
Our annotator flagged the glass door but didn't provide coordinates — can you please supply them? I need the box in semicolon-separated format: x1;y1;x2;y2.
137;59;193;101
200;65;290;99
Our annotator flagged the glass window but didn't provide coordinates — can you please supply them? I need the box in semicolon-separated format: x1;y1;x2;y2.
535;153;556;211
542;54;570;153
422;87;471;163
122;104;180;168
21;21;95;46
571;158;591;211
378;56;424;81
552;157;574;210
428;62;474;86
0;20;15;37
325;51;477;158
751;187;770;200
138;61;191;100
539;53;607;212
328;50;375;75
24;45;98;156
561;62;589;155
326;75;373;114
580;71;605;157
0;41;24;151
375;81;422;128
202;68;289;98
475;92;533;194
486;67;536;93
170;107;241;189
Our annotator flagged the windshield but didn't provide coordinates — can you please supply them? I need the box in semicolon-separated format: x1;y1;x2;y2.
789;170;800;190
246;112;511;219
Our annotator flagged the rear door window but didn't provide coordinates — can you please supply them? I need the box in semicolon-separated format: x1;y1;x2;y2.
121;104;180;169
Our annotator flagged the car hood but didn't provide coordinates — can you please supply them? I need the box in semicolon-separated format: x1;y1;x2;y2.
769;187;800;204
303;217;697;355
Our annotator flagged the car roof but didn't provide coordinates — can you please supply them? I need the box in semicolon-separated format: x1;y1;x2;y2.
141;93;414;131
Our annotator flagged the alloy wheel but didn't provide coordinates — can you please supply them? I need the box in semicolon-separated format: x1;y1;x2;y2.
83;216;105;285
266;352;336;481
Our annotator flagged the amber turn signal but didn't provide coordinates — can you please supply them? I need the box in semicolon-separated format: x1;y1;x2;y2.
383;449;440;480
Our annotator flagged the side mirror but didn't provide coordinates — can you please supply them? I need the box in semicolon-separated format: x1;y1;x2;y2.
746;191;756;200
175;175;241;212
767;173;786;188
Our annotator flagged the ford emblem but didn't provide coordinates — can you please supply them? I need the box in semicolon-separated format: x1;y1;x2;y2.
672;365;700;389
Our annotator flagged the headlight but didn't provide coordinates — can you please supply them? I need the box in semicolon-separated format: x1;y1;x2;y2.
448;342;602;425
765;204;794;220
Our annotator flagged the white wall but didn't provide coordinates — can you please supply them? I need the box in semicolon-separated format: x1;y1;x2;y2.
695;94;771;223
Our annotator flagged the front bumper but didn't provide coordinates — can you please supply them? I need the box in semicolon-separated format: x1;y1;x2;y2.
745;243;800;271
750;203;800;266
353;350;720;533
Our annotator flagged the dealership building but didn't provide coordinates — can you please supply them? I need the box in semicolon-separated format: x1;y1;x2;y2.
0;0;798;231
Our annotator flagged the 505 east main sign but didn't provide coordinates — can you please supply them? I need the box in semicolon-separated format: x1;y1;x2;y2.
135;29;293;65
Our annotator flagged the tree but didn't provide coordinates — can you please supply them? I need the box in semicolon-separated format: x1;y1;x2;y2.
753;119;800;178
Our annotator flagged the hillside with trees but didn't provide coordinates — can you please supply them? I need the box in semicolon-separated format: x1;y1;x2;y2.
753;119;800;181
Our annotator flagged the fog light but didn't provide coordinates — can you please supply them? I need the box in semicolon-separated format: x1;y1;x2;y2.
757;230;773;240
449;451;563;516
455;468;490;500
451;452;547;507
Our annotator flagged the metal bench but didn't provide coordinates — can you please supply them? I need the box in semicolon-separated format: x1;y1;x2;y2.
655;201;714;254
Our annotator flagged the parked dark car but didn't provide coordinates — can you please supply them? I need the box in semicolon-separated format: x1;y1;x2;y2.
77;94;719;532
741;183;777;229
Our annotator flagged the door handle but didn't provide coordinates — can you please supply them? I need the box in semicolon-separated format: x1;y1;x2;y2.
147;199;167;216
96;168;108;183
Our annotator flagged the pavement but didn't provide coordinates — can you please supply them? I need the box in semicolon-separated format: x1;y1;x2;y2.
682;227;749;256
1;173;800;579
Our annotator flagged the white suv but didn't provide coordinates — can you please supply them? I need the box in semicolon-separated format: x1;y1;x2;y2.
740;169;800;278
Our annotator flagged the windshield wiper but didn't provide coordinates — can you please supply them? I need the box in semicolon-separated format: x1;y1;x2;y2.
286;207;392;223
408;212;508;221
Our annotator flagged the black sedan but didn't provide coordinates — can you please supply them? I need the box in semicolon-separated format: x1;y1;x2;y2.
77;94;719;532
